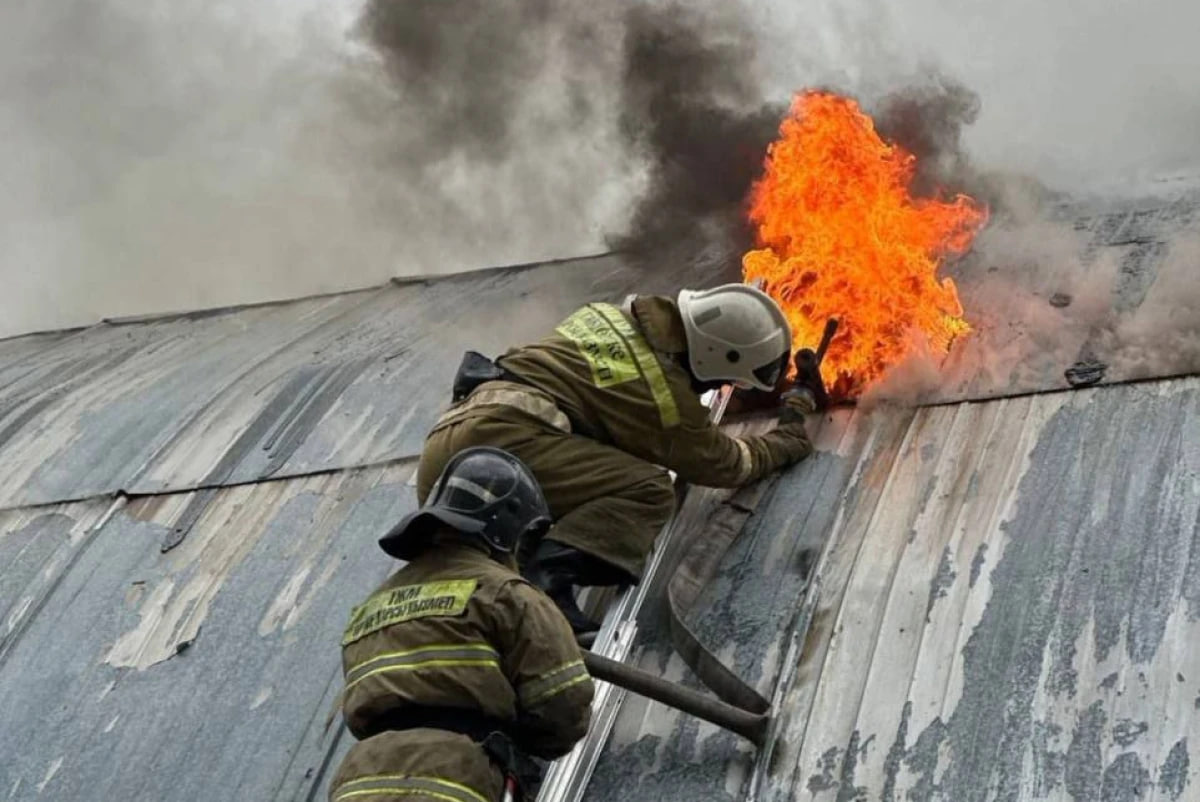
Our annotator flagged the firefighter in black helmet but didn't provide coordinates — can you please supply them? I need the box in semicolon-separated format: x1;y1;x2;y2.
330;447;595;802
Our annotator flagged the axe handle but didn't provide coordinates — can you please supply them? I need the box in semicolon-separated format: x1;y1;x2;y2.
814;318;839;366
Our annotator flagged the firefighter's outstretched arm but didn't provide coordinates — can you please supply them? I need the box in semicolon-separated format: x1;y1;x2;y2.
666;410;813;488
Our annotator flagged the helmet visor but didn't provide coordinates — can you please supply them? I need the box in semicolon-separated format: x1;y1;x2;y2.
436;475;504;514
752;352;789;390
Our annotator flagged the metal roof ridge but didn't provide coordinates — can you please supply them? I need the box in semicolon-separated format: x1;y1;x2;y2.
0;251;618;341
100;283;386;327
0;321;97;345
389;250;617;286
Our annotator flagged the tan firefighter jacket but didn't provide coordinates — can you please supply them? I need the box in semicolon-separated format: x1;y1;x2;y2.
331;541;594;802
495;295;813;487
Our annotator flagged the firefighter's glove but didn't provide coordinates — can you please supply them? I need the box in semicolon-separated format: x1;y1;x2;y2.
780;387;816;425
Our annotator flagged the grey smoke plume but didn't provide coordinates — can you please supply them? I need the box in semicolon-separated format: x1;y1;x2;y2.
1093;232;1200;382
0;0;635;338
861;177;1200;407
1;0;772;337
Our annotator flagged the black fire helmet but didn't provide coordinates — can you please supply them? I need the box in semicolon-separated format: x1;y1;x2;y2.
379;446;552;561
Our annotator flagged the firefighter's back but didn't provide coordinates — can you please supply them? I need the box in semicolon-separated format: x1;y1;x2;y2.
331;541;591;802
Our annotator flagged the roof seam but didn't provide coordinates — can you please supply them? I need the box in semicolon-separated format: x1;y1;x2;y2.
915;368;1200;408
0;453;422;515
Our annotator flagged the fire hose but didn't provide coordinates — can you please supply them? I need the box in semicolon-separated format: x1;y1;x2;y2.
579;650;769;746
577;319;840;747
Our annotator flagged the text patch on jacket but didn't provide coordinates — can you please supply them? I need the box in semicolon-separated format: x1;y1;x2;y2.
342;579;477;646
555;305;640;387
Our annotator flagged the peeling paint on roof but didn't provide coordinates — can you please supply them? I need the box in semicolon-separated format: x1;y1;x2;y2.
0;500;117;662
0;462;412;800
585;377;1200;802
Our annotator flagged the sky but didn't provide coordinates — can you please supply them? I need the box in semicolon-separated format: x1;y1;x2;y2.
2;0;1198;338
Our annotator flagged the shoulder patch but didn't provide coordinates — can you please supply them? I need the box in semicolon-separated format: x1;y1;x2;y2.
342;579;477;646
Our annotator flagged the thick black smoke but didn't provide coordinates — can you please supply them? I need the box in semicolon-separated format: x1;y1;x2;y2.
872;72;982;199
610;5;782;279
358;0;780;281
871;72;1064;219
359;2;1047;284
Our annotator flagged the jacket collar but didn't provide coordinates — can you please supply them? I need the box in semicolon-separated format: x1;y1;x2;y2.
629;295;689;354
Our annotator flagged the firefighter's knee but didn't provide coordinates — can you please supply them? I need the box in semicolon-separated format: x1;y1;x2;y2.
632;471;676;524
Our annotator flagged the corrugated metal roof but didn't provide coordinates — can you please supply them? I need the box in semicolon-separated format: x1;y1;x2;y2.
584;375;1200;801
0;252;722;802
1;182;1197;802
1;461;413;801
0;254;715;510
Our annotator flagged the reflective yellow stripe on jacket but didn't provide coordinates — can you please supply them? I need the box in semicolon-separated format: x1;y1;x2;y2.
518;659;590;707
436;383;572;434
345;643;502;691
556;303;680;429
333;774;490;802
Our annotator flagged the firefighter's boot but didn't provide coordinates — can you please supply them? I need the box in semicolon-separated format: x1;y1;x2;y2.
522;541;604;635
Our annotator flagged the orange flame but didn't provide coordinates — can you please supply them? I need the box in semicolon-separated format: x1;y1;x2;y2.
742;90;988;400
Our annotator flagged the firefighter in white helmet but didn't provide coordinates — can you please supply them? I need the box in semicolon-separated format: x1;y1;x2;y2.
418;284;816;632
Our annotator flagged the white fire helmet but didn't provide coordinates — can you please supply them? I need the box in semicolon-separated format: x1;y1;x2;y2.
677;283;792;391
